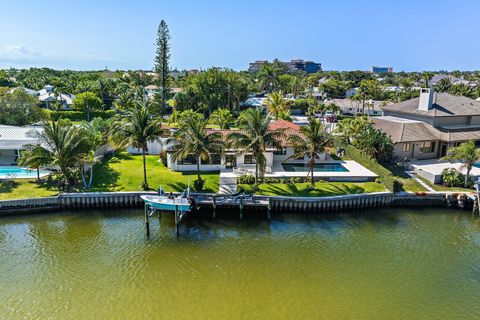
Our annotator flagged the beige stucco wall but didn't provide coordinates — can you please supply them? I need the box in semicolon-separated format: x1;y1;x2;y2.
393;141;440;160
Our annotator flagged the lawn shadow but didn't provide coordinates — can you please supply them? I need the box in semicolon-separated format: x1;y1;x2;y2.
90;160;121;191
0;179;20;193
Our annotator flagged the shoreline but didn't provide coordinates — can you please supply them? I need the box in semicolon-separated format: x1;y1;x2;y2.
0;191;474;216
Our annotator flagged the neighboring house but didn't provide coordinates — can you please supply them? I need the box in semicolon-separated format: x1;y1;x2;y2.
345;87;358;98
8;87;39;96
325;98;386;116
373;88;480;160
144;85;183;99
38;85;75;109
0;125;42;165
430;74;474;87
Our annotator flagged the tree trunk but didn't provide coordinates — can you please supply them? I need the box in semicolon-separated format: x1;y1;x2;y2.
255;163;259;185
36;167;40;181
309;157;315;187
88;166;94;189
197;156;202;181
142;149;148;190
465;166;471;188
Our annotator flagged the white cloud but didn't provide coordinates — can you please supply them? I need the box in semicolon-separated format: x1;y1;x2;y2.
0;44;124;69
0;44;55;62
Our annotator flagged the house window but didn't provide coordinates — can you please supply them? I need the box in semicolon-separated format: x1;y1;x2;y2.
273;148;286;155
178;154;197;165
244;154;255;164
210;153;221;165
402;143;410;152
419;141;435;153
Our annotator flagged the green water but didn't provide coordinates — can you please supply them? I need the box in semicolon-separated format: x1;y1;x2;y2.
1;208;480;319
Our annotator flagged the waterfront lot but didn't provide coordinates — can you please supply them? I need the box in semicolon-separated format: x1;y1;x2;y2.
240;181;385;197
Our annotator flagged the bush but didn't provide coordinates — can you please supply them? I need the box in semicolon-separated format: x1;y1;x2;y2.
344;144;399;192
46;110;115;121
441;168;473;188
237;174;256;185
193;178;205;191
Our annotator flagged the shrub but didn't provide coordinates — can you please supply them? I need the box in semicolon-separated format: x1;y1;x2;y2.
193;178;205;191
441;168;473;188
46;110;115;121
344;144;400;192
237;174;256;185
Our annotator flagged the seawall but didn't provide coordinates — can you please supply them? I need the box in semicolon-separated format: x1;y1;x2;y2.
0;191;473;216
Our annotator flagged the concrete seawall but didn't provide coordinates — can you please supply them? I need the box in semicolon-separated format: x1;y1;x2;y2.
0;191;472;216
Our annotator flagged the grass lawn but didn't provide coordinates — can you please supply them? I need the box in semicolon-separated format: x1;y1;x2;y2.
239;181;385;197
0;179;58;200
382;164;427;193
416;175;474;193
91;152;220;193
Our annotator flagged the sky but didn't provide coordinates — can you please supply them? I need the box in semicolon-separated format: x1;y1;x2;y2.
0;0;479;71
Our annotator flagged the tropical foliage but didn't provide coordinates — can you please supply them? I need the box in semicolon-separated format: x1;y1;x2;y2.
227;109;285;185
441;141;480;187
287;117;333;186
170;116;224;191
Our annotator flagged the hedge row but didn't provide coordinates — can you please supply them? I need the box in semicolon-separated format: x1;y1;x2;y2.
45;110;116;121
344;145;401;192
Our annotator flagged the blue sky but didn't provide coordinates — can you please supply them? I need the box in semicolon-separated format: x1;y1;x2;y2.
0;0;479;71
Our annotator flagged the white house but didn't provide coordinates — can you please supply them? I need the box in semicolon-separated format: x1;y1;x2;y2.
324;98;386;116
38;85;75;109
164;120;327;173
0;125;42;165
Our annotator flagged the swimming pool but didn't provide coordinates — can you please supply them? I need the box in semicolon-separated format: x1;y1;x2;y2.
0;166;49;179
282;163;348;172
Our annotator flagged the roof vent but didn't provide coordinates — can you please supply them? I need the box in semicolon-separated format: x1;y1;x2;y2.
418;87;434;111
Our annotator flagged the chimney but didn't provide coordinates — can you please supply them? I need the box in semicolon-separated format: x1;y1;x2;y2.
418;87;434;111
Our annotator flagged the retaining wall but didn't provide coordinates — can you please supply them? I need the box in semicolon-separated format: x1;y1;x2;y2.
0;191;472;216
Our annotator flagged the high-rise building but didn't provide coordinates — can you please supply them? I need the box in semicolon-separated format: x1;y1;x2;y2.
248;59;322;74
371;66;394;73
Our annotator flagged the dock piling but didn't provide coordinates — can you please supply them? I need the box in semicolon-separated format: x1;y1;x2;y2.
144;203;150;237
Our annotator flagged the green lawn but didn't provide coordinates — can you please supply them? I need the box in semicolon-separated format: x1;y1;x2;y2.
416;175;474;193
91;153;220;193
0;179;58;200
239;181;385;197
382;164;427;193
0;153;219;200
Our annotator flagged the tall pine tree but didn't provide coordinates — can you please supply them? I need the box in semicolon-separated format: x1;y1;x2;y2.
154;20;171;115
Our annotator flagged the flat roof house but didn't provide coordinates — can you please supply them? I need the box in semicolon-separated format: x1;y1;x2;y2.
373;88;480;160
0;125;42;165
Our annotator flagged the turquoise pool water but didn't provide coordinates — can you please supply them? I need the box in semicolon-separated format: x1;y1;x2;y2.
282;163;348;172
0;166;49;179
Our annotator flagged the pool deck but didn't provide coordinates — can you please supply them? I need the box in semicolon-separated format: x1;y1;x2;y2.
220;160;377;191
410;159;480;184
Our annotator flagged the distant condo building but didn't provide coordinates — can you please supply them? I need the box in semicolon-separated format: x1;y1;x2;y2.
371;66;393;73
248;59;322;74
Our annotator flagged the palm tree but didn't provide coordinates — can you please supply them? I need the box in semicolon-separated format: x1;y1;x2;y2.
170;117;224;190
422;71;434;88
112;102;162;190
257;64;280;92
265;91;288;120
19;120;92;188
18;146;51;180
209;108;234;129
290;76;305;98
288;118;333;187
441;141;480;188
227;109;285;184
